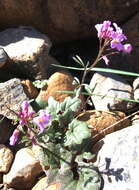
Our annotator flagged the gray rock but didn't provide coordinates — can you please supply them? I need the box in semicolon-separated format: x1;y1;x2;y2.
3;148;43;189
133;77;139;100
0;78;28;119
0;115;14;144
93;124;139;190
0;48;9;68
89;72;135;112
0;27;55;80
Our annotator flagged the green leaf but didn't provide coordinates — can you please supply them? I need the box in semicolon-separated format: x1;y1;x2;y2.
64;119;91;148
77;166;101;190
47;96;60;113
90;67;139;77
58;108;74;129
72;55;85;67
75;153;101;190
52;64;139;77
35;97;48;109
60;96;81;113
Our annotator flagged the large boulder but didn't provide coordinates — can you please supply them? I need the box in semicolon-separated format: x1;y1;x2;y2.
0;27;58;80
0;1;138;43
93;124;139;190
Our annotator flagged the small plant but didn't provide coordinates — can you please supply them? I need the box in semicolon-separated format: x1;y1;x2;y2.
9;21;134;190
10;97;101;190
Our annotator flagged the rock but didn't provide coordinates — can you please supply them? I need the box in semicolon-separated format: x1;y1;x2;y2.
93;124;139;190
3;148;43;189
133;77;139;100
0;78;28;120
77;110;130;144
36;71;76;107
0;145;13;173
21;80;39;99
89;72;135;112
32;177;47;190
0;27;54;80
0;1;139;43
0;115;15;144
131;114;139;125
0;48;9;68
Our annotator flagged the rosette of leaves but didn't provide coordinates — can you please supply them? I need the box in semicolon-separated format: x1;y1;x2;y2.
36;96;102;190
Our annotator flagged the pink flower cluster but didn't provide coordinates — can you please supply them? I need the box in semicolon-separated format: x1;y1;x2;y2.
18;100;35;125
95;21;132;53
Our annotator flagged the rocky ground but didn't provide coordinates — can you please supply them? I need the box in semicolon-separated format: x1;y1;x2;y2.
0;1;139;190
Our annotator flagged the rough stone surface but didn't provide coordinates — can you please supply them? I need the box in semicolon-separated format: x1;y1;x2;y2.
32;177;47;190
0;145;13;173
0;1;138;43
94;124;139;190
21;80;39;99
0;115;15;144
77;110;130;144
36;71;76;104
89;72;135;112
133;77;139;100
0;78;28;120
0;48;9;68
3;148;43;189
0;27;54;80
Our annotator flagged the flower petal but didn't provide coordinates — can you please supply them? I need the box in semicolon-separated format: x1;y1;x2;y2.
123;44;132;53
9;129;20;146
102;56;109;66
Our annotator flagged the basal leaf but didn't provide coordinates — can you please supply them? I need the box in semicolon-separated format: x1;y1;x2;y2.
60;96;81;113
47;96;60;114
35;97;48;109
64;119;91;148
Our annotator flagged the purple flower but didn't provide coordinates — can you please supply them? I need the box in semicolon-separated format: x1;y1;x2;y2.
95;21;113;39
112;23;127;42
33;110;51;133
102;55;109;65
110;23;127;51
123;44;132;53
110;39;124;51
19;100;35;125
9;129;20;146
